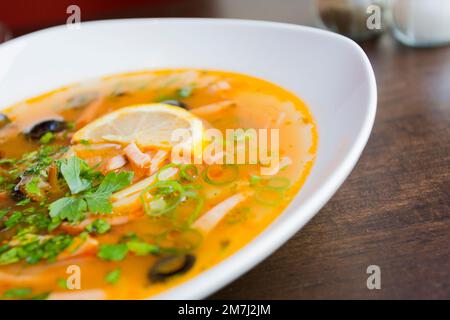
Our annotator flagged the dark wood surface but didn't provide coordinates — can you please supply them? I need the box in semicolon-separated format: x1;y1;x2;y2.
5;0;449;299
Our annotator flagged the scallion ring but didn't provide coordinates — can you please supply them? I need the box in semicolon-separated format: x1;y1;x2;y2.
180;164;199;182
254;186;285;206
140;180;184;216
264;177;290;190
183;190;204;225
202;164;239;185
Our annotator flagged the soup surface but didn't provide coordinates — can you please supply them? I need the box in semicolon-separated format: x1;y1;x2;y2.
0;69;317;299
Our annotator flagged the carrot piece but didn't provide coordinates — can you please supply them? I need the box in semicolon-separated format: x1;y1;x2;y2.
0;191;9;201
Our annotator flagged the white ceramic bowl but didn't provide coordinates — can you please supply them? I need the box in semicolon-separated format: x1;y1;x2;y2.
0;19;377;299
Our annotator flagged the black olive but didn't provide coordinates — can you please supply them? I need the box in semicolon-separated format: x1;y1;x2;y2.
10;176;27;201
25;120;67;140
160;100;188;109
11;185;26;201
0;114;11;130
111;88;129;97
148;254;196;283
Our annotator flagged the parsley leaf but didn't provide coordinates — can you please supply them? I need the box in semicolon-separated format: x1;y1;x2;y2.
24;176;43;198
96;171;134;195
49;157;133;223
97;243;128;261
84;171;133;214
84;195;112;214
5;212;23;229
0;234;73;266
85;219;111;234
48;197;87;222
0;247;19;265
59;157;91;194
39;132;54;144
126;241;160;256
1;288;49;300
2;288;32;299
105;268;121;284
56;278;68;289
0;209;9;220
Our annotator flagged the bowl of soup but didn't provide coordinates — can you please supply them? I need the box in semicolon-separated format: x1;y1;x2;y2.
0;19;376;299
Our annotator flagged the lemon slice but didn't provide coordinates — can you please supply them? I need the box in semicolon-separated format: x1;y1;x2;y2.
72;103;203;150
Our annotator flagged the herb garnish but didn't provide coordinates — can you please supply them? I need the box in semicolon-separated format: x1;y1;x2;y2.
97;243;128;261
49;156;133;223
105;268;121;284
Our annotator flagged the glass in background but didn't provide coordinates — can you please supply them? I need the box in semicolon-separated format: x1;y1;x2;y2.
390;0;450;47
315;0;387;42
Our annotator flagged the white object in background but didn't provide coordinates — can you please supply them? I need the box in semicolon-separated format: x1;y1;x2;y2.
391;0;450;47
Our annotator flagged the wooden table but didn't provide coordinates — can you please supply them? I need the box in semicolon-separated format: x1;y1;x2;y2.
5;0;449;299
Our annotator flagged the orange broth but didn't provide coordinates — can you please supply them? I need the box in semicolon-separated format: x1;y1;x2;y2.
0;69;317;299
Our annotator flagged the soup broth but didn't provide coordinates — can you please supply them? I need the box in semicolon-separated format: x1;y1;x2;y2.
0;69;317;299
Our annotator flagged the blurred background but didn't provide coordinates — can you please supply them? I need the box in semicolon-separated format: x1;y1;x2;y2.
0;0;317;38
1;0;450;47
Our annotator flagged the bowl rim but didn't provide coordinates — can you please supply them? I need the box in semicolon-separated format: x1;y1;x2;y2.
0;18;377;299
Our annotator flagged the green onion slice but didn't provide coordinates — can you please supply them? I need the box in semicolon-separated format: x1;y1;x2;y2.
180;164;199;182
183;190;204;225
264;177;290;190
140;180;184;216
254;186;285;206
249;175;290;190
202;164;239;185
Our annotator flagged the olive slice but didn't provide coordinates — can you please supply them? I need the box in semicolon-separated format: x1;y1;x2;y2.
148;254;195;283
160;100;188;109
0;113;11;130
11;185;26;201
25;120;67;140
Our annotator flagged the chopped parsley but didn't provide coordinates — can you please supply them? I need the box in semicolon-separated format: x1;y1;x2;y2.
126;241;159;256
4;211;23;229
56;278;68;289
97;243;128;261
0;209;9;220
0;233;73;266
79;139;90;145
39;132;54;144
85;219;111;234
16;198;31;206
24;177;43;198
1;287;49;300
49;156;133;223
105;268;121;284
2;288;32;299
177;85;194;98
